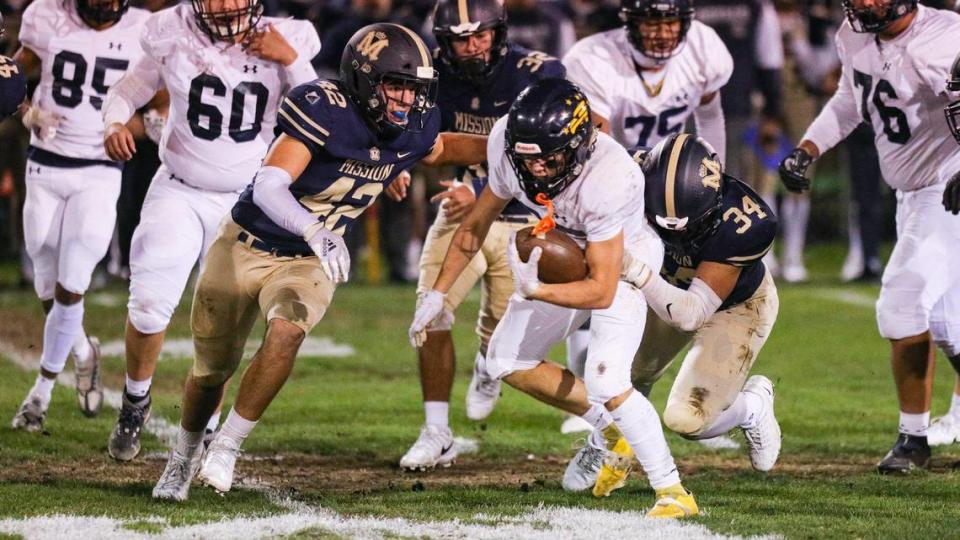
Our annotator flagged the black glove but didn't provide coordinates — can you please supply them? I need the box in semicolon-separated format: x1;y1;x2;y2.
779;147;814;193
944;170;960;215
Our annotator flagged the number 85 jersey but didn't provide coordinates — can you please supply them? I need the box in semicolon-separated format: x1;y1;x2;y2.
132;4;320;192
20;0;149;160
803;5;960;192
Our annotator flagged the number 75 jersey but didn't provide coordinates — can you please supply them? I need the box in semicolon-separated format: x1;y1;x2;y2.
19;0;149;160
810;5;960;191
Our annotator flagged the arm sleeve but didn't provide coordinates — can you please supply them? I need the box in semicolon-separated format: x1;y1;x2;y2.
801;34;861;154
252;165;318;237
694;95;726;164
102;54;164;126
640;275;723;332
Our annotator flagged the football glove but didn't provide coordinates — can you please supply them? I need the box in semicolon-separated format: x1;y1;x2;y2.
306;227;350;284
409;289;445;348
21;105;61;142
778;147;814;193
944;170;960;215
621;250;653;289
507;231;542;299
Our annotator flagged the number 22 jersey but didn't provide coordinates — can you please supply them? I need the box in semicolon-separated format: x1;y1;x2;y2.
19;0;149;160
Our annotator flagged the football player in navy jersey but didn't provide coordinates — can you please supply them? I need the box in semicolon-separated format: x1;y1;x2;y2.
621;134;783;475
0;14;27;120
400;0;567;471
153;23;489;501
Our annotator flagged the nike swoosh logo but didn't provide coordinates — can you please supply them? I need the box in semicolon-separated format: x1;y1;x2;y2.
397;151;412;158
494;100;509;107
666;303;674;319
441;443;453;455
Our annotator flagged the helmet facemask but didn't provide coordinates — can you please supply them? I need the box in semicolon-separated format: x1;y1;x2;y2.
76;0;129;27
841;0;916;33
507;128;596;202
191;0;264;42
435;24;507;85
620;4;693;62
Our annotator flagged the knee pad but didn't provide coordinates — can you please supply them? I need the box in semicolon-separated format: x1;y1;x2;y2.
877;290;927;340
128;291;174;334
663;402;707;439
425;309;455;332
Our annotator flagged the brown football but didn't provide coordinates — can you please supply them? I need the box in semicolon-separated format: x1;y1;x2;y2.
515;226;588;284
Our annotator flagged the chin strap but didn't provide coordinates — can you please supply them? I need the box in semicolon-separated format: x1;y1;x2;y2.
532;193;556;235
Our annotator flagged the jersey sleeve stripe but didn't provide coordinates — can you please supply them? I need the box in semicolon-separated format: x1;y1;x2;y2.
278;108;326;147
282;97;331;136
726;241;774;264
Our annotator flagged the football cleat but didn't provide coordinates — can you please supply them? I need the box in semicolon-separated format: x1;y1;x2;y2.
198;434;242;493
108;392;152;462
152;450;202;501
74;336;103;417
927;414;960;446
11;394;47;433
741;375;781;472
647;485;699;519
560;413;594;434
399;424;457;470
593;436;635;498
562;432;606;491
876;433;931;474
781;264;808;284
465;362;501;421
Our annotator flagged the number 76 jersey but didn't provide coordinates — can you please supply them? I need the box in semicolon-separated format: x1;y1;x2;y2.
19;0;149;160
808;5;960;191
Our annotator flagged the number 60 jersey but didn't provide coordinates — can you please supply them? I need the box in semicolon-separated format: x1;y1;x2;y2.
19;0;149;160
131;4;320;191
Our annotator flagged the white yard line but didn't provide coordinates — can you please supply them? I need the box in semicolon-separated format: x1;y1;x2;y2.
97;336;355;361
810;288;877;309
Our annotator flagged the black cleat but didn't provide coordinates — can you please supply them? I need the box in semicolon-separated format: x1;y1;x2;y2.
877;433;930;474
108;392;152;461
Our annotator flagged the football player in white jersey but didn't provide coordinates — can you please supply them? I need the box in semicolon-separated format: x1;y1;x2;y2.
410;80;698;519
100;0;320;462
10;0;150;433
779;0;960;473
540;0;732;433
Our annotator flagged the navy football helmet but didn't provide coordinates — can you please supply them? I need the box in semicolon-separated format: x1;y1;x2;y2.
642;133;724;253
340;23;439;137
432;0;508;85
620;0;694;62
77;0;130;26
191;0;264;41
946;52;960;145
841;0;916;33
505;79;596;201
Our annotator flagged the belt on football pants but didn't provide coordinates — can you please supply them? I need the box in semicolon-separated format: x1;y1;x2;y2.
496;215;536;224
237;231;313;258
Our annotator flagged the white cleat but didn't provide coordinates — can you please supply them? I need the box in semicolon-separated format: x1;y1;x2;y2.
74;336;103;418
465;362;501;421
399;424;457;471
198;435;241;493
742;375;781;472
560;414;594;434
562;432;606;492
11;394;48;433
152;450;202;501
781;264;808;284
928;414;960;446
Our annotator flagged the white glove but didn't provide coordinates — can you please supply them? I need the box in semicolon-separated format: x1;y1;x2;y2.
507;231;542;299
621;250;653;289
143;109;166;144
409;289;445;348
306;226;350;284
21;105;61;142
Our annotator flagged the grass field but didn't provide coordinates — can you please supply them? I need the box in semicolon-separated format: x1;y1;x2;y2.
1;244;959;539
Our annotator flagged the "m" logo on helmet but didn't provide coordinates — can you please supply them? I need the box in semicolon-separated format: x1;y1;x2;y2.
699;156;721;191
357;31;390;62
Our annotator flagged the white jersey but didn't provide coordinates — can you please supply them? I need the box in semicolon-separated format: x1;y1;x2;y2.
139;5;320;192
562;22;732;149
20;0;149;160
803;5;960;192
487;116;660;254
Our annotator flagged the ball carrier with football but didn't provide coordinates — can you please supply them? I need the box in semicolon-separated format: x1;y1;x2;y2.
409;79;697;518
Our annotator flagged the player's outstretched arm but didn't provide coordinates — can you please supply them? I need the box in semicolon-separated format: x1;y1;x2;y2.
525;231;624;310
624;257;736;332
694;93;726;164
420;132;487;167
102;55;164;161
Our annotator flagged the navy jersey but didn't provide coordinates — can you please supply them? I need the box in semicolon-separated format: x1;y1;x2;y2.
435;43;565;216
233;79;441;252
0;55;27;119
660;175;777;311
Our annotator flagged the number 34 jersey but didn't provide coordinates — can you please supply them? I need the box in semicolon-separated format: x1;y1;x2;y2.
137;4;320;192
19;0;149;160
804;5;960;192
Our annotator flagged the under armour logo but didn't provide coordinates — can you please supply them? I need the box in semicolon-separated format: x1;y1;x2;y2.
109;42;122;50
882;62;892;71
243;64;258;74
28;166;41;175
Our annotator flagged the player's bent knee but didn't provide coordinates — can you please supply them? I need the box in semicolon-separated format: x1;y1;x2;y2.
128;301;173;335
663;403;707;439
190;368;231;388
876;292;928;340
584;374;632;406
